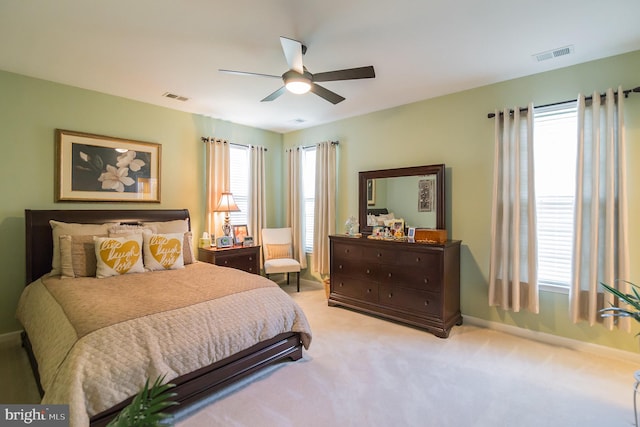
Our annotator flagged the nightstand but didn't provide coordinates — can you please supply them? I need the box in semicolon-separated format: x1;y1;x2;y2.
198;245;261;275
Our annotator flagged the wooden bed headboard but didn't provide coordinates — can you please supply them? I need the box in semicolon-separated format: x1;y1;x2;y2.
24;209;191;284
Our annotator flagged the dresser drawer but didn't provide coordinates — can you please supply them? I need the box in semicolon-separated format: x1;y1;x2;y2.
379;264;442;291
362;245;397;264
198;246;260;275
331;273;378;303
379;284;441;317
332;241;364;260
333;258;382;282
216;254;259;274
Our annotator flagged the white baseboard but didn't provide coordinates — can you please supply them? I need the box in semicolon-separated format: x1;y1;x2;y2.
464;315;640;364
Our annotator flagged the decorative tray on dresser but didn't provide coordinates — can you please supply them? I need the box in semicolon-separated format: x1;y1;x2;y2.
329;235;462;338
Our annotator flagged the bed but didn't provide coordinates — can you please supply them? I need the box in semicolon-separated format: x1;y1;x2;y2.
18;209;312;427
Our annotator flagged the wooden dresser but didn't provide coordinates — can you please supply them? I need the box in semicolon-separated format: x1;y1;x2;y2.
329;235;462;338
198;245;261;275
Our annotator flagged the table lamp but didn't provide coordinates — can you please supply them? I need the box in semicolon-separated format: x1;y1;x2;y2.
214;192;240;236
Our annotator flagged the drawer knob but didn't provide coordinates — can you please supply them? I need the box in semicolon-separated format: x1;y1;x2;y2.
367;288;372;293
224;260;229;265
339;282;344;287
249;256;253;261
388;292;393;298
388;273;392;278
424;278;429;284
416;257;421;262
377;252;382;257
345;248;350;254
366;269;371;274
424;300;430;306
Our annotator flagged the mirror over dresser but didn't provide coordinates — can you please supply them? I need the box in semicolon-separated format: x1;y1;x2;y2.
329;164;462;338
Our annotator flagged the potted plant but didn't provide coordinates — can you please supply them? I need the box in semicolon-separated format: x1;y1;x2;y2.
107;375;178;427
599;280;640;327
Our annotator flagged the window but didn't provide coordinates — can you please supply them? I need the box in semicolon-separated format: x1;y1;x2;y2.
229;144;249;227
302;147;316;252
533;103;578;291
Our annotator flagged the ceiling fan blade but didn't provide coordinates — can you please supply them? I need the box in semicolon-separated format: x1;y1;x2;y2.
219;69;281;79
280;36;304;74
310;83;345;104
261;86;287;102
312;66;375;82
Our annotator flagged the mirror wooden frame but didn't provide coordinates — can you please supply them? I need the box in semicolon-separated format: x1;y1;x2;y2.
358;164;445;235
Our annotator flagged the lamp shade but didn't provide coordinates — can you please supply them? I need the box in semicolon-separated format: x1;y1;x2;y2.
214;192;240;213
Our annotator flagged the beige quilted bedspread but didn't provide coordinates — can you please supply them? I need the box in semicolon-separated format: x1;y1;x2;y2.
16;262;312;427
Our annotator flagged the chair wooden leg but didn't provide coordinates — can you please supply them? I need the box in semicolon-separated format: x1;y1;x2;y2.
297;272;300;292
287;273;290;285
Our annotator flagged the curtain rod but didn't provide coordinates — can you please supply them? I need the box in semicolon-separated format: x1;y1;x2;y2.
201;137;267;151
487;86;640;119
296;141;340;150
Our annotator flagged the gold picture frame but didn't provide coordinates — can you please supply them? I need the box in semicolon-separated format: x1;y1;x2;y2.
55;129;161;202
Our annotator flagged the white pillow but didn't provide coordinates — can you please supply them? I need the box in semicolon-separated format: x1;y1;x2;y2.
50;220;118;276
94;234;145;278
143;233;185;271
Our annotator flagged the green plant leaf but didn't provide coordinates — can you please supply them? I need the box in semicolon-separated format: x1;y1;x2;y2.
106;375;178;427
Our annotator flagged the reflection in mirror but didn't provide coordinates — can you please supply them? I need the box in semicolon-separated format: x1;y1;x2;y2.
367;175;438;228
359;164;445;235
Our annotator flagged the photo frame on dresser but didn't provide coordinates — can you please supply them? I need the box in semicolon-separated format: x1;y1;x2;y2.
232;224;248;244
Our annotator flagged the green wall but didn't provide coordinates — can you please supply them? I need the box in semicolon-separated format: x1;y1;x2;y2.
0;70;283;334
285;50;640;353
3;50;640;354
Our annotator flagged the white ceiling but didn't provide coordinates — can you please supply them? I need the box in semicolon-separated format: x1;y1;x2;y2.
2;1;640;134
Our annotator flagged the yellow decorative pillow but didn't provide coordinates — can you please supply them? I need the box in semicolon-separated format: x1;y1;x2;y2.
94;235;145;278
140;220;194;265
143;233;184;271
266;243;292;260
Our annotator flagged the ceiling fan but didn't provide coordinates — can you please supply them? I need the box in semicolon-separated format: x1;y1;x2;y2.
219;36;375;104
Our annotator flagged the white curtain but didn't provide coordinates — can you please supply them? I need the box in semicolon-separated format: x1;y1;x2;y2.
488;104;539;313
286;148;307;269
205;138;230;239
248;145;267;257
570;87;629;330
312;141;337;275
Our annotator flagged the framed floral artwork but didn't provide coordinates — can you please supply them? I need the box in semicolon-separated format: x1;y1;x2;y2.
55;129;161;202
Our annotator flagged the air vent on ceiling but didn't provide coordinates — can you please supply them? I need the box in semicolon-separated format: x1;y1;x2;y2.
292;118;306;124
533;45;575;62
162;92;189;102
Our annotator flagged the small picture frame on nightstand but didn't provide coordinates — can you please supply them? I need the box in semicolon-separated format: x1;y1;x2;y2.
216;236;233;248
243;236;254;247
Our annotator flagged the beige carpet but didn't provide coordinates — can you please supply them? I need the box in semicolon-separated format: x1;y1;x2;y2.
173;282;639;427
1;281;638;426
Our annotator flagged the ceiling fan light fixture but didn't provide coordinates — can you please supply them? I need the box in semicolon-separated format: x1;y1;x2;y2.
283;70;312;94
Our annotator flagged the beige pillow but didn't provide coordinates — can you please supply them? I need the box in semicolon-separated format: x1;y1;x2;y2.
50;220;118;276
108;224;151;236
94;235;145;278
182;231;194;265
143;233;185;271
60;234;106;278
266;243;292;260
